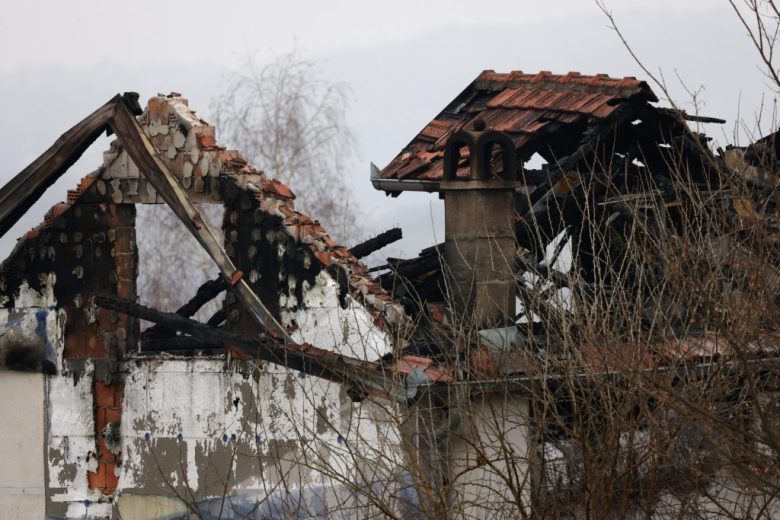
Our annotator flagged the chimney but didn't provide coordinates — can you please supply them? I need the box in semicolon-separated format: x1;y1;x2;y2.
440;120;517;328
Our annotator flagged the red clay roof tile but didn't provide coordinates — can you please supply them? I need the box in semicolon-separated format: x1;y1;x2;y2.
379;69;657;183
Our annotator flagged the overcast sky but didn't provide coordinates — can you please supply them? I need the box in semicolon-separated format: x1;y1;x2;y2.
0;0;774;262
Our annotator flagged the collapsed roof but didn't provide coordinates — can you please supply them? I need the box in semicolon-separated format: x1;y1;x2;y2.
373;70;780;376
377;70;658;185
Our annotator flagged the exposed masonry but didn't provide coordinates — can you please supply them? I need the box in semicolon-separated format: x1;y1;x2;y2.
102;95;407;335
0;93;408;518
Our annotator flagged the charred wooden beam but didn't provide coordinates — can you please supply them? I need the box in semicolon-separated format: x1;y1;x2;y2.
171;277;227;318
97;295;411;402
660;108;726;125
145;277;227;338
523;104;639;209
109;99;292;343
349;228;402;259
0;94;139;238
206;309;226;327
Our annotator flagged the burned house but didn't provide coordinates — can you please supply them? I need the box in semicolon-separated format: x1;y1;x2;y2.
0;70;778;519
0;93;420;518
376;70;715;313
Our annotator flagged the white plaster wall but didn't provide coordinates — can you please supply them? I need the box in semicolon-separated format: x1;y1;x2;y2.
280;270;404;479
116;494;187;519
281;271;394;361
45;362;111;518
119;358;343;493
13;274;57;308
114;269;403;511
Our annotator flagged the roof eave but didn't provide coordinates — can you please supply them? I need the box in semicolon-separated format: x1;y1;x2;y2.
370;162;441;194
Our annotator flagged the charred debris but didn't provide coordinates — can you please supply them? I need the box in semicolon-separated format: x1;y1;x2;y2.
0;70;778;402
374;70;779;374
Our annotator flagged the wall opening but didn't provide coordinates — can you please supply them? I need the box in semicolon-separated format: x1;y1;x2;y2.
136;203;225;331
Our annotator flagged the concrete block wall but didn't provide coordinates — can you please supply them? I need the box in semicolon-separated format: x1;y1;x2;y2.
443;187;517;328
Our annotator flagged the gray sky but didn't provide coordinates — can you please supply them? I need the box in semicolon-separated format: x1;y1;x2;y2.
0;0;773;262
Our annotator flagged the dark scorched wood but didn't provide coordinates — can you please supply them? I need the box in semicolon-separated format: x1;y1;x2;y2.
145;277;227;340
349;228;402;259
97;295;409;402
0;94;140;238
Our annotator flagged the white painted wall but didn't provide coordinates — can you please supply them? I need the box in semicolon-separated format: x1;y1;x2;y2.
281;271;395;361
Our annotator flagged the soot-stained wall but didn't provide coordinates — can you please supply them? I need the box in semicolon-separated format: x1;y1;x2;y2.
0;93;406;519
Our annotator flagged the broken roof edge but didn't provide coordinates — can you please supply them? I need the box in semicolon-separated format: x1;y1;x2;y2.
475;69;658;102
0;92;411;337
136;93;412;335
376;69;662;187
0;93;138;238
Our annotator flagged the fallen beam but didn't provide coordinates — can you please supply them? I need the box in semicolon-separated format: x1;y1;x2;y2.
168;277;227;319
145;277;227;338
349;228;402;259
522;103;638;212
206;309;226;327
97;295;411;402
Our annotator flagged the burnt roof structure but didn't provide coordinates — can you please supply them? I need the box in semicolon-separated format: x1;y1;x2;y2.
377;70;658;187
373;69;778;376
375;68;724;264
0;73;776;390
4;75;779;518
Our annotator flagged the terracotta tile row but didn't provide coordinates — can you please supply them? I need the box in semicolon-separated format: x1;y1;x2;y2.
380;69;658;182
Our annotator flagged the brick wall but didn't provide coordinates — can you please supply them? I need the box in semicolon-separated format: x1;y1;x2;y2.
0;199;138;497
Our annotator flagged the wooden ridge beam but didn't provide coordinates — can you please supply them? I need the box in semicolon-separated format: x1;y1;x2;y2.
0;94;135;238
349;228;402;259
